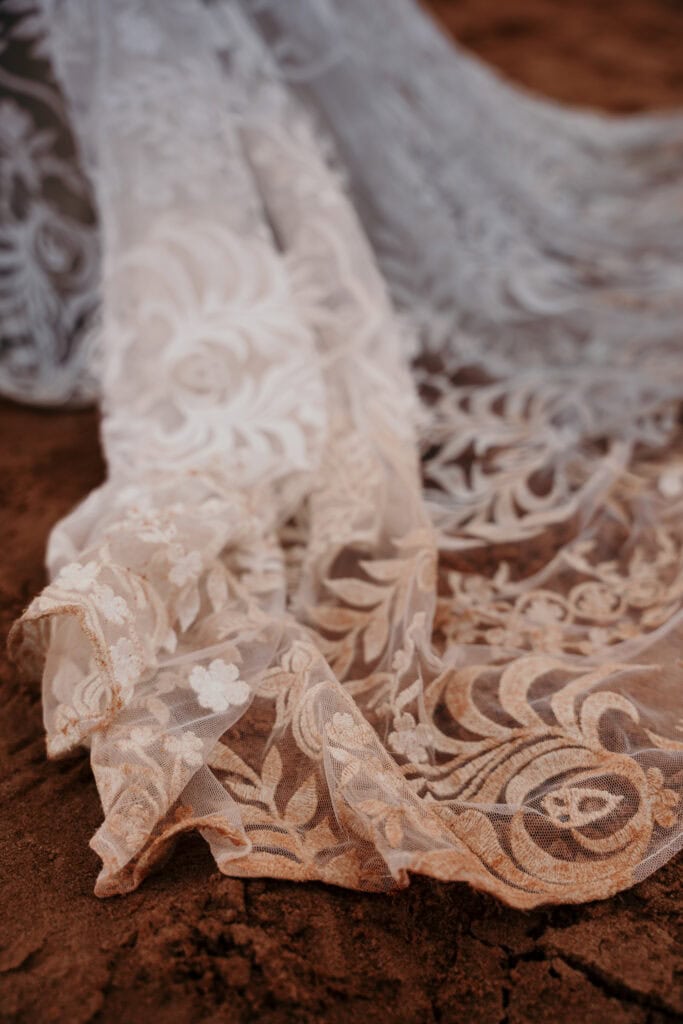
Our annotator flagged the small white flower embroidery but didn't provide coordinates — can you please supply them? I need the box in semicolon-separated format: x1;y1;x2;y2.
169;550;202;587
117;725;157;753
110;637;141;692
388;713;432;764
56;560;100;592
189;659;249;713
165;731;204;767
123;506;177;545
326;711;375;748
94;583;129;625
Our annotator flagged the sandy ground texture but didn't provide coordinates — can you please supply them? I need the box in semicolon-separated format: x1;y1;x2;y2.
2;2;683;1021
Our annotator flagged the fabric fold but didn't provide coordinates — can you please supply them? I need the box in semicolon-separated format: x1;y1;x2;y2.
6;0;683;907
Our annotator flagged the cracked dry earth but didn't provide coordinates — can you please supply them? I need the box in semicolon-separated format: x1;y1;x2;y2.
2;2;683;1021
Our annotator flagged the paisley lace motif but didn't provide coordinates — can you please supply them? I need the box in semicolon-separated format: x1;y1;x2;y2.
7;0;683;906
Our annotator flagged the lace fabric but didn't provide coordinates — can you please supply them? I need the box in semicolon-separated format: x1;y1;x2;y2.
0;0;99;404
6;0;683;906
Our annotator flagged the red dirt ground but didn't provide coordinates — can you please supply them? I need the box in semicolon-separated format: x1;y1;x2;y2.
2;3;683;1021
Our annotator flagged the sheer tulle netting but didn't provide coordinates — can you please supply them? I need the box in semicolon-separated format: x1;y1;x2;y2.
5;0;683;906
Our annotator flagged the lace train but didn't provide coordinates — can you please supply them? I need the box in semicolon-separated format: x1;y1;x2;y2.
6;0;683;906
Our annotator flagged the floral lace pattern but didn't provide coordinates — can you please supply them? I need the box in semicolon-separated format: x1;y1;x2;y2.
7;0;683;907
0;0;99;404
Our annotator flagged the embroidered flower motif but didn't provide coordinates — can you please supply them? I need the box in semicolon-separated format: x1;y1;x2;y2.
165;731;204;767
109;637;141;693
122;506;177;544
117;725;157;754
93;583;129;625
519;594;567;625
570;582;623;624
130;725;156;747
169;549;202;587
450;572;497;606
388;713;432;764
189;659;249;713
56;560;100;592
647;767;679;829
110;801;155;849
326;711;376;749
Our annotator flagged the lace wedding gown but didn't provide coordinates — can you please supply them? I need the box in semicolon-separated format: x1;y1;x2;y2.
4;0;683;906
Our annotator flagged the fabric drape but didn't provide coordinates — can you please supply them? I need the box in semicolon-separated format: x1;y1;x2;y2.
4;0;683;906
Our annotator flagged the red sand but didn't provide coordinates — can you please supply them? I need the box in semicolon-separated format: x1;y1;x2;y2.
2;3;683;1021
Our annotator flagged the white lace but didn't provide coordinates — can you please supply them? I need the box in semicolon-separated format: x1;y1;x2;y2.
6;0;683;906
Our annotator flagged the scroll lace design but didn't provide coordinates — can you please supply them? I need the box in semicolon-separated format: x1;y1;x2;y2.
7;0;683;907
0;0;99;403
437;521;683;658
